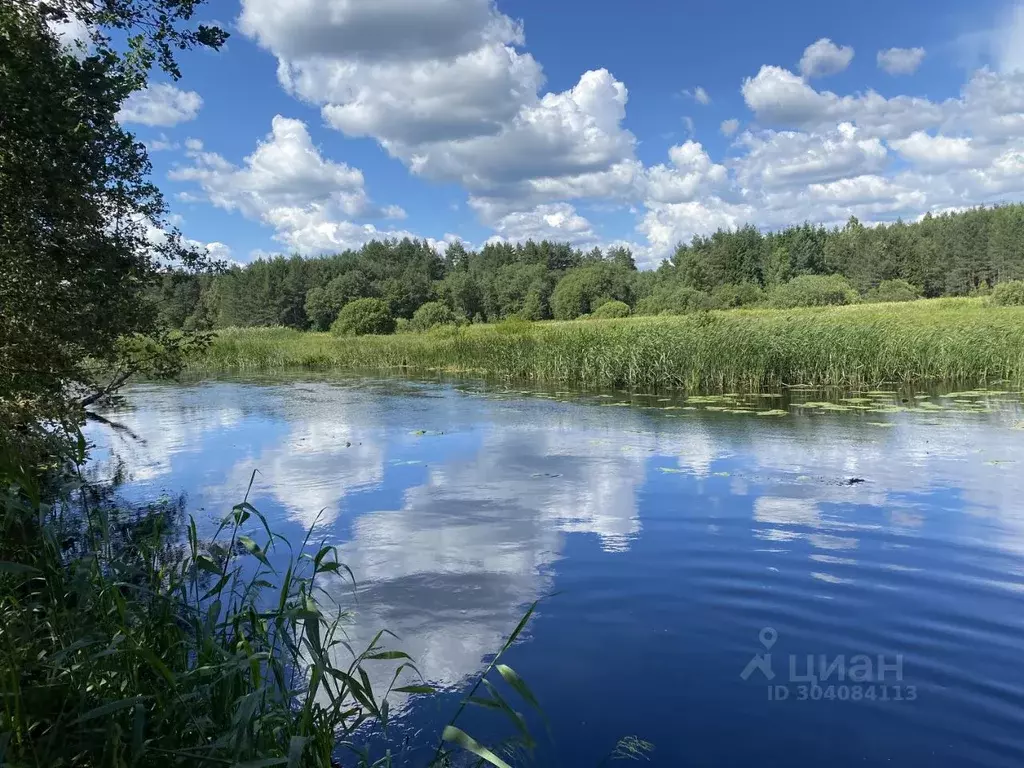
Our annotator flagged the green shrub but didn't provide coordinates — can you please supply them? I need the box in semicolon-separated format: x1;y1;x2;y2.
394;317;411;333
410;301;457;331
330;298;395;336
304;272;373;330
864;279;921;303
426;322;465;340
635;286;715;315
991;280;1024;306
550;263;632;319
969;283;993;298
768;275;859;309
712;282;764;308
590;299;631;319
494;316;533;336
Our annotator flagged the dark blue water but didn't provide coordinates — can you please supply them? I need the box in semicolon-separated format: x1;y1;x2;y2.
87;378;1024;766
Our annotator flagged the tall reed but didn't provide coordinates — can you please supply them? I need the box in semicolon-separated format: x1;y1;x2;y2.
2;450;637;767
192;298;1024;391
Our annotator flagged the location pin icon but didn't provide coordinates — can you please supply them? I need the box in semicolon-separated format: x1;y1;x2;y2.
760;627;778;651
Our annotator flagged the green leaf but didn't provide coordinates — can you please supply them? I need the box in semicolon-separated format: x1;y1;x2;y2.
286;736;307;768
467;695;502;710
393;685;435;694
480;679;534;749
442;726;512;768
195;554;220;574
202;572;232;600
314;545;332;569
71;696;146;725
132;700;145;760
136;646;177;689
0;561;40;576
358;666;376;710
495;664;542;713
365;650;413;661
500;601;537;653
238;535;273;570
329;670;378;716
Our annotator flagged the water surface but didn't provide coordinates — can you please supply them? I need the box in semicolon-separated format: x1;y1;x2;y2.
88;377;1024;766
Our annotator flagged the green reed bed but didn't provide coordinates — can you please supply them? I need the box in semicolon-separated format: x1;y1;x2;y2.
1;455;594;768
192;298;1024;391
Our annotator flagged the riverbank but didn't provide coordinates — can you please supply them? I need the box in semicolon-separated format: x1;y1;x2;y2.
190;298;1024;391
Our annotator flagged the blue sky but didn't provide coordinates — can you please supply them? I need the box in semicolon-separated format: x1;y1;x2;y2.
114;0;1024;266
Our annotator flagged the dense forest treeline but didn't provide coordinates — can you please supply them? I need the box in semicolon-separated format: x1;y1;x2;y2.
156;204;1024;331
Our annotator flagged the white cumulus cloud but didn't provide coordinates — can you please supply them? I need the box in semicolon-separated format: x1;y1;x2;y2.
238;0;638;237
735;123;888;189
186;1;1024;263
890;131;977;170
741;65;945;139
485;203;598;244
877;47;926;75
799;38;855;79
642;141;728;204
119;84;203;127
170;116;428;253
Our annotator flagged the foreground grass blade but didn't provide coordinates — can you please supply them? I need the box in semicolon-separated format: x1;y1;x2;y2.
441;726;512;768
494;664;542;713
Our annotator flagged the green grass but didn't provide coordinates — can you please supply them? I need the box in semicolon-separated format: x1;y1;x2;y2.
1;456;586;768
190;298;1024;391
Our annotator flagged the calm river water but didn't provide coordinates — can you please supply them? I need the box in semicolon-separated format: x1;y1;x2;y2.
87;376;1024;766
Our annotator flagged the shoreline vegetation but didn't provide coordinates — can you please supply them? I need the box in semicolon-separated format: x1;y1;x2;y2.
189;298;1024;391
153;206;1024;342
2;455;609;768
